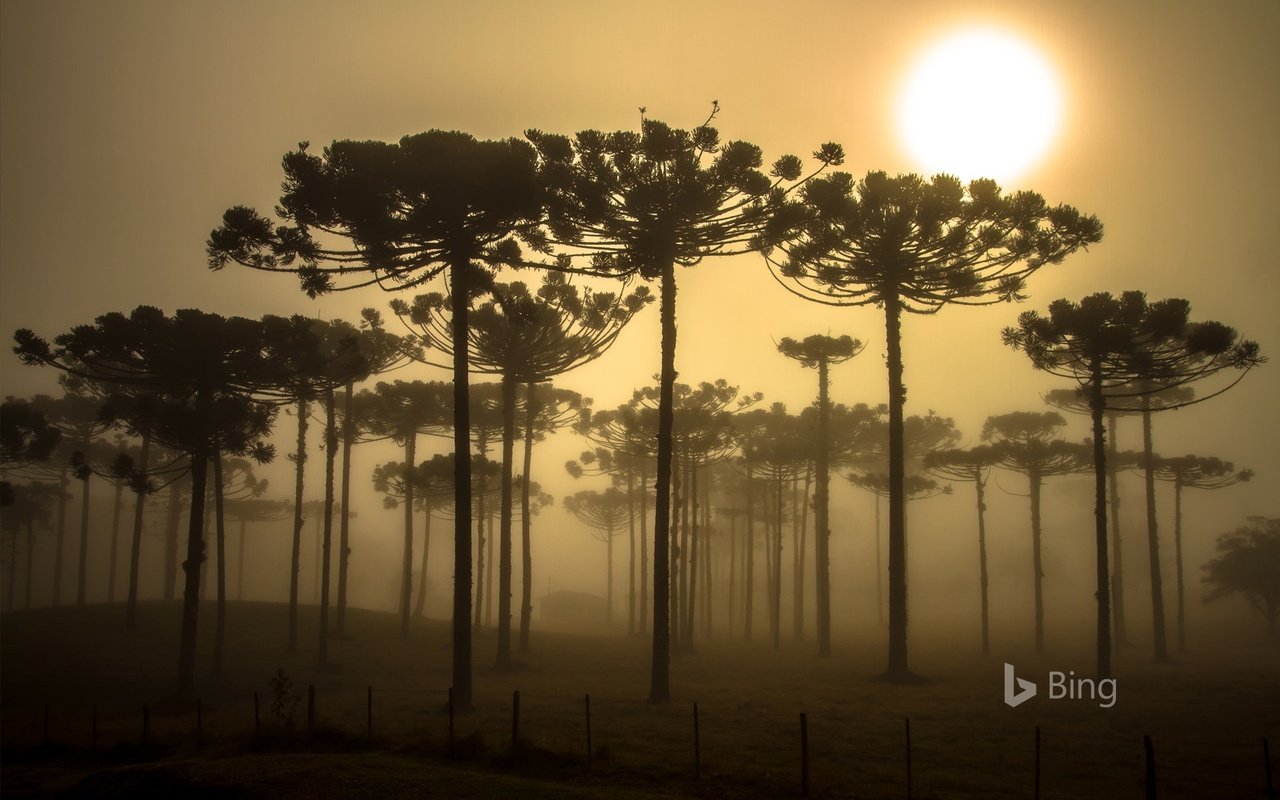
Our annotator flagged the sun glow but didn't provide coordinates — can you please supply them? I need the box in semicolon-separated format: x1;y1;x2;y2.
897;27;1063;184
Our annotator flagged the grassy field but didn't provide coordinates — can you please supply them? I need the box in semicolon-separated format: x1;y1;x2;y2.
2;601;1277;799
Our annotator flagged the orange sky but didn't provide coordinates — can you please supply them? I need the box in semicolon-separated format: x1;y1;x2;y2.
2;0;1277;603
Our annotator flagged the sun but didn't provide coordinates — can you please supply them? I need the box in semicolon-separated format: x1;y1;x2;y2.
897;27;1063;184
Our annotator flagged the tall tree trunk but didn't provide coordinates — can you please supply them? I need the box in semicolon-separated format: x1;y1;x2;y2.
288;396;308;653
744;465;755;641
627;467;636;635
6;522;18;612
485;490;494;626
670;459;682;651
1090;362;1113;679
496;375;517;669
450;260;475;711
1173;479;1186;653
1108;413;1127;648
797;468;810;642
237;519;246;601
107;480;123;603
474;455;486;632
201;481;213;605
125;433;150;629
318;387;338;666
728;511;737;637
791;476;801;640
25;524;35;610
684;462;699;651
816;360;832;655
164;480;180;602
703;476;712;638
416;498;432;617
519;381;536;652
337;381;354;636
606;527;614;625
76;469;90;606
773;474;783;651
874;494;883;626
648;257;676;704
176;432;210;700
399;432;416;639
1029;470;1045;655
1141;400;1169;661
640;462;649;635
975;472;990;655
884;292;912;680
213;450;227;676
52;466;68;606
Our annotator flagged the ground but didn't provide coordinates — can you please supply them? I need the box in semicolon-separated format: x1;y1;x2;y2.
2;601;1277;798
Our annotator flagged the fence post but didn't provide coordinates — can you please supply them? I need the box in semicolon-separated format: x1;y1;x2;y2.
693;702;701;779
800;712;809;797
253;691;260;737
1035;725;1041;800
1144;734;1157;800
307;684;315;737
585;694;593;770
511;690;520;750
1264;737;1275;800
367;686;373;745
448;687;455;756
905;717;913;800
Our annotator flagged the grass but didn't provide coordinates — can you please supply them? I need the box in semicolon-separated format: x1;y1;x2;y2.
3;600;1277;798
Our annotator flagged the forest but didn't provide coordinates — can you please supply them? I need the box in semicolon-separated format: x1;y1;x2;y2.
1;110;1275;799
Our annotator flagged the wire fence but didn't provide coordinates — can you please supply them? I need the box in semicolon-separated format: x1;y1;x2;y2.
4;684;1274;799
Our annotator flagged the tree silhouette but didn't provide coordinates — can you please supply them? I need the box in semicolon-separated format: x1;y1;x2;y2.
1004;291;1263;672
222;496;290;601
1202;517;1279;639
392;273;646;666
777;334;863;656
770;170;1101;681
1;396;61;475
922;444;1004;654
210;130;548;711
1;481;59;611
1003;291;1263;675
981;411;1091;654
529;110;841;701
1150;454;1252;651
564;488;631;625
15;307;281;698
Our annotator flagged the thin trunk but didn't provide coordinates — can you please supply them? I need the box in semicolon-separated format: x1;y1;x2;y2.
75;469;90;606
606;527;614;625
627;467;636;635
976;472;990;655
163;481;179;602
52;466;68;606
318;387;337;666
450;260;475;711
125;433;151;629
176;432;209;700
6;522;17;612
1030;470;1045;655
1090;361;1113;679
703;476;712;638
773;474;783;651
201;481;213;605
485;490;494;627
474;455;486;632
1174;479;1186;653
791;477;801;640
26;524;35;610
107;480;123;603
337;381;354;636
874;494;883;626
797;467;810;642
416;498;432;616
237;519;246;601
288;396;308;653
640;462;649;635
1108;413;1127;648
519;381;536;652
884;292;911;680
1141;400;1169;661
728;512;737;637
496;375;516;669
671;459;682;650
399;432;416;639
213;450;227;676
684;462;699;650
744;466;755;640
815;359;832;655
648;257;675;704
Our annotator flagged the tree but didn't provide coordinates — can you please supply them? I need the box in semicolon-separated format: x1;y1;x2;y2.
1;481;60;611
777;334;863;656
15;307;280;698
564;488;631;624
1003;291;1263;675
210;131;549;710
1150;454;1251;651
922;444;1004;653
1202;517;1279;639
391;273;647;666
530;109;841;701
770;170;1102;681
981;411;1091;654
1;397;61;474
222;496;290;601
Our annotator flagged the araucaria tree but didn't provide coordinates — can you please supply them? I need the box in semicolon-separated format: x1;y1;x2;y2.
209;131;548;710
777;334;863;656
530;109;842;701
564;488;631;625
1003;291;1263;676
770;170;1101;681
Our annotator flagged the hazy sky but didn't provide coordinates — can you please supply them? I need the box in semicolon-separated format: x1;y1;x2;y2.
2;0;1277;605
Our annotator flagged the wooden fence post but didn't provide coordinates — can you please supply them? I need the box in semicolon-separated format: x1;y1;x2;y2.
800;712;809;797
